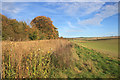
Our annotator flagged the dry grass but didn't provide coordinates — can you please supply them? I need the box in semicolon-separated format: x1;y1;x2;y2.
2;39;73;78
2;39;71;56
2;39;119;78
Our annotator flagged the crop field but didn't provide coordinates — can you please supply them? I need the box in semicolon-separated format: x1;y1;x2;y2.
2;39;120;78
72;38;119;58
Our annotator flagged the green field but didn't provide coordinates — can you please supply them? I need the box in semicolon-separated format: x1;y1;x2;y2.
72;39;118;58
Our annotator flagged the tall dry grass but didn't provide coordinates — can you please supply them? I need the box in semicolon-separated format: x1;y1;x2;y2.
2;39;73;78
2;39;70;54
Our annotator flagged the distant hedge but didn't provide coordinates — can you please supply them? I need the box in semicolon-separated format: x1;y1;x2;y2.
1;14;59;41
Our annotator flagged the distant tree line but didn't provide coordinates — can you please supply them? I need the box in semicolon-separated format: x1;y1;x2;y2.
1;14;59;41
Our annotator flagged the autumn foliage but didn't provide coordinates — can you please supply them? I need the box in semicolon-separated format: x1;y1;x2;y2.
2;14;30;41
30;16;59;39
1;14;59;41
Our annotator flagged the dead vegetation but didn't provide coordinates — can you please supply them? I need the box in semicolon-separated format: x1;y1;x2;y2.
2;39;71;55
2;39;74;78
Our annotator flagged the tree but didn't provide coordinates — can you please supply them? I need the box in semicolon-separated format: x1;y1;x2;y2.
1;14;59;41
1;14;30;41
30;16;59;39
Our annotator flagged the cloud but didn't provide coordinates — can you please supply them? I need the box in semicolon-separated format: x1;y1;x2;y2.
2;3;22;14
67;21;76;28
66;29;82;32
79;2;105;16
78;3;118;26
3;6;22;14
1;1;118;27
56;2;105;16
2;0;120;2
53;2;118;27
55;2;113;18
2;2;30;18
56;2;106;26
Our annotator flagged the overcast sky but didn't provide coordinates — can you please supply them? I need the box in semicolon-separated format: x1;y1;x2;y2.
1;1;119;37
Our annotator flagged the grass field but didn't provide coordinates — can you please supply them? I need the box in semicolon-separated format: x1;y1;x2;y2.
2;39;73;78
2;39;120;78
71;39;119;58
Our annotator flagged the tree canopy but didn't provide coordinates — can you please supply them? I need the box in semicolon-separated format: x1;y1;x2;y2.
30;16;59;39
1;14;59;41
2;14;30;41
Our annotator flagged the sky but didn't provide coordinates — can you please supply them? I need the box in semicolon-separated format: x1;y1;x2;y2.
1;1;119;38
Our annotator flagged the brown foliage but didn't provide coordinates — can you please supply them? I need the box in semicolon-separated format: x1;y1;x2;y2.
30;16;59;39
1;14;59;41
